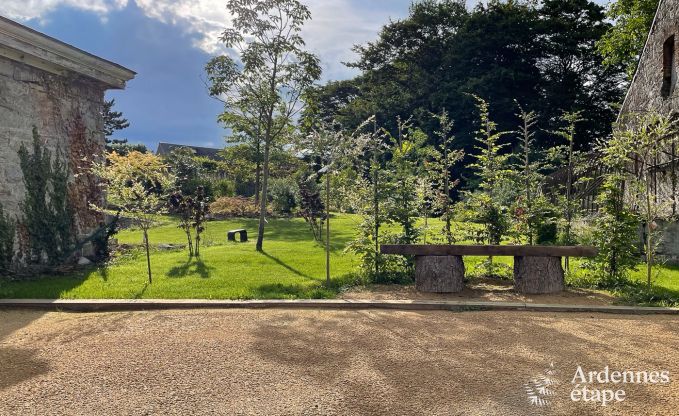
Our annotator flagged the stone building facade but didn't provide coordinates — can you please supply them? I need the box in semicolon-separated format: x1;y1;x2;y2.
0;17;135;242
619;0;679;263
620;0;679;117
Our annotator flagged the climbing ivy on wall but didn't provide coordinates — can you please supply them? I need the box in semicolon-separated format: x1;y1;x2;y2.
0;203;15;274
18;126;74;266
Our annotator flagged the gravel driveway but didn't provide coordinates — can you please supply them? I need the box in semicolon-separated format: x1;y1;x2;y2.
1;309;677;415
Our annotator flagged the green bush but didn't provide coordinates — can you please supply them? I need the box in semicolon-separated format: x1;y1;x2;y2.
180;178;214;199
214;179;236;198
235;181;256;197
0;203;15;273
536;222;558;245
269;177;298;215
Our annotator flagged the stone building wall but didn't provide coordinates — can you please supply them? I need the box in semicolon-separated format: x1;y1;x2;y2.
619;0;679;264
620;0;679;116
0;53;107;237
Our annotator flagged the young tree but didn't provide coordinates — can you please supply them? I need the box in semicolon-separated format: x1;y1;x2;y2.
463;96;513;245
297;121;357;284
206;0;321;252
552;111;583;270
384;116;426;248
431;109;464;244
346;116;391;279
622;112;679;286
591;127;642;284
513;102;557;245
92;151;175;284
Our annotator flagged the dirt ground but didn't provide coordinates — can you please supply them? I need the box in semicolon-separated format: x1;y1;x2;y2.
341;278;617;306
1;309;677;416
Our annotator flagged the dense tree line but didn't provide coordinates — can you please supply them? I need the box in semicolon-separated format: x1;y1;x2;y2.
304;0;627;190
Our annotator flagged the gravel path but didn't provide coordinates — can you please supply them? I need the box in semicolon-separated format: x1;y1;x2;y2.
1;309;677;415
341;278;616;305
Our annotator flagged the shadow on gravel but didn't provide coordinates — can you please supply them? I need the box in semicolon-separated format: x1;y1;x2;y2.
0;310;49;391
249;311;679;415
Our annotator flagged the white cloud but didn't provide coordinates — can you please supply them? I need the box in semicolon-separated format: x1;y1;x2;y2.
131;0;405;81
0;0;406;81
0;0;128;22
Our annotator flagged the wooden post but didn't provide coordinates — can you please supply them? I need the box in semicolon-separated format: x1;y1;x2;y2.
415;256;465;293
513;256;564;294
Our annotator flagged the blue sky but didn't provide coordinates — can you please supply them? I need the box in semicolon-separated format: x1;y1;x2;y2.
0;0;608;151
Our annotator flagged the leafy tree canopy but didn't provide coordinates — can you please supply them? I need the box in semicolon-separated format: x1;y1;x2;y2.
306;0;626;189
597;0;659;80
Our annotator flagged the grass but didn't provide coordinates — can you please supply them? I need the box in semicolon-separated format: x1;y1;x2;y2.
0;214;367;299
0;213;678;305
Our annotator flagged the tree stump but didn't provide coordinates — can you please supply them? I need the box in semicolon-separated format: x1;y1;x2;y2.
415;256;465;293
513;256;564;294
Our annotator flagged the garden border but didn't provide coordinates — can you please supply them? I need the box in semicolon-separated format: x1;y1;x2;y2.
0;299;678;315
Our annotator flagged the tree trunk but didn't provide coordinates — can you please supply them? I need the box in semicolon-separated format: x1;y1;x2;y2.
256;139;271;252
415;256;465;293
255;159;261;207
185;229;193;257
513;256;564;294
195;230;201;257
325;172;330;285
143;228;152;284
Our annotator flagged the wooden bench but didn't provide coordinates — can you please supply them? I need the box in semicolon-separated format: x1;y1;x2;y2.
381;245;598;294
227;229;248;243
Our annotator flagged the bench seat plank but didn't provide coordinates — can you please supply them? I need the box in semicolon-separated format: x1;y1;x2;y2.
381;245;597;258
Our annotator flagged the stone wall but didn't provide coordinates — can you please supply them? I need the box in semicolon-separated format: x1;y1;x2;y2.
0;54;107;238
620;0;679;116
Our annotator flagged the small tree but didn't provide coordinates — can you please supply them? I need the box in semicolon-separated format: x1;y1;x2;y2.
297;121;360;284
513;102;556;245
169;192;196;256
384;116;426;248
92;151;175;284
431;109;464;244
590;125;642;284
622;112;679;286
463;96;513;245
206;0;321;252
351;116;390;278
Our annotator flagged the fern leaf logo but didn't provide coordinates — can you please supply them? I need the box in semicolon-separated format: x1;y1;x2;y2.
524;362;559;407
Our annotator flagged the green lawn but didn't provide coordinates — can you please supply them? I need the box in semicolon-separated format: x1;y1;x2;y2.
0;213;678;304
0;215;366;299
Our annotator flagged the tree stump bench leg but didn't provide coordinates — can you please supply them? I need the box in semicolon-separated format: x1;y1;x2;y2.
513;256;564;294
415;256;465;293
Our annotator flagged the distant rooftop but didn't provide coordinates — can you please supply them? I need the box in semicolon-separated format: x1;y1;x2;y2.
156;142;223;160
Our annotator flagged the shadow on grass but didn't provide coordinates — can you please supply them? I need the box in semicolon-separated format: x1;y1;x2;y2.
166;258;215;279
252;283;335;299
133;282;149;299
260;251;314;280
223;216;355;252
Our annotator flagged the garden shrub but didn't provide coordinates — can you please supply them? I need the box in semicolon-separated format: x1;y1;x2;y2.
214;179;236;198
297;175;325;241
210;196;263;218
181;177;214;199
536;222;558;245
0;203;15;274
235;181;256;197
268;177;298;215
18;127;74;266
